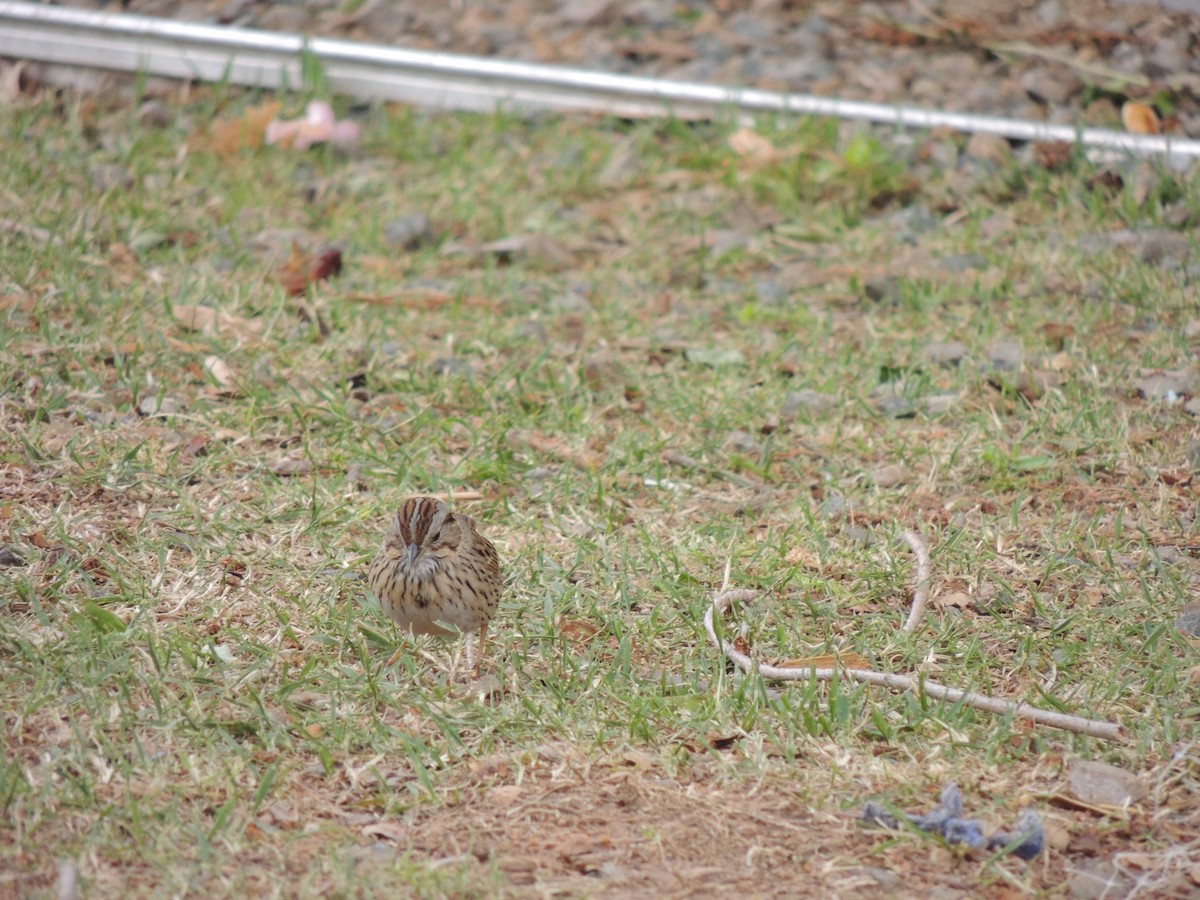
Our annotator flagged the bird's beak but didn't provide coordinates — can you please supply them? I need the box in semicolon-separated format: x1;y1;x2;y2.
407;543;420;566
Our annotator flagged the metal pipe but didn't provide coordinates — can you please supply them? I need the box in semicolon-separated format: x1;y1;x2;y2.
2;0;1197;161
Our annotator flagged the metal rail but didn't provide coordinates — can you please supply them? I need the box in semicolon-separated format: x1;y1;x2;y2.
2;0;1198;161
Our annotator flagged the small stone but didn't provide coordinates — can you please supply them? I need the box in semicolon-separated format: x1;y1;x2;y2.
431;357;471;376
271;456;313;477
1176;602;1200;639
781;389;836;419
723;430;760;454
137;100;173;128
923;393;959;415
964;132;1012;165
90;163;133;193
753;279;789;306
987;340;1023;372
684;348;746;367
1066;759;1146;807
581;355;625;391
871;464;910;488
819;492;847;518
887;204;937;239
980;213;1014;239
923;340;968;366
138;394;181;417
1135;370;1196;401
937;253;987;274
516;319;548;341
0;546;27;567
844;524;873;545
1033;0;1066;27
1068;860;1132;900
875;394;916;418
1152;545;1181;564
383;213;433;251
549;291;590;313
863;276;902;304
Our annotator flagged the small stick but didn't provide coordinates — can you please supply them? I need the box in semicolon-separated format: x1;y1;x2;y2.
434;490;484;502
704;533;1123;740
900;530;930;634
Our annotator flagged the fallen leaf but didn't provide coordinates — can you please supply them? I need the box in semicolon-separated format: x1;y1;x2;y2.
202;355;235;392
277;244;344;296
272;455;313;477
190;101;282;157
784;546;822;572
464;233;576;269
558;618;601;642
173;304;261;342
1033;141;1073;170
684;347;746;367
1121;101;1160;135
728;127;787;167
776;652;871;671
508;429;602;471
361;820;407;842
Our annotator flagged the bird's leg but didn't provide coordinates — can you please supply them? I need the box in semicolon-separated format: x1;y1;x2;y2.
471;625;487;677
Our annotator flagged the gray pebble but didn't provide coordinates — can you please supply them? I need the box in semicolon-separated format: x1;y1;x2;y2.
431;357;471;376
875;394;916;418
753;279;789;306
923;340;968;366
781;389;836;419
937;253;987;274
138;394;182;417
723;430;760;454
90;163;133;193
987;340;1023;372
383;213;433;251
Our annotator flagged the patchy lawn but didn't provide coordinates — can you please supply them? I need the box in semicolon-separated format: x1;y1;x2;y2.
1;77;1198;897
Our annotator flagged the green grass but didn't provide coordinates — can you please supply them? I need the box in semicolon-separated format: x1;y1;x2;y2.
1;85;1198;895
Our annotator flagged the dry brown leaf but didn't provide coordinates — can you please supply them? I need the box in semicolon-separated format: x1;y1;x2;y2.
509;429;602;471
361;820;407;842
173;304;261;342
1121;101;1160;135
277;244;344;296
932;591;972;610
728;127;787;167
784;546;823;572
202;355;235;391
1033;141;1073;170
558;618;601;642
190;101;282;157
271;455;313;477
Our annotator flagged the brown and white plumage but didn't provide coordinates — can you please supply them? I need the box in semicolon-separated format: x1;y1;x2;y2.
367;496;501;672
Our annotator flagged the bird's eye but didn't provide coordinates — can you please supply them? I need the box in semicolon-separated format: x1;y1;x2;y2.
429;530;440;542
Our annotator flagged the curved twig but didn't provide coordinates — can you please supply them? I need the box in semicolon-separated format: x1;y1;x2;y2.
705;531;1123;740
899;530;931;634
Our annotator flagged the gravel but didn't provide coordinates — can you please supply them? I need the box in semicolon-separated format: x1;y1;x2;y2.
24;1;1200;139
